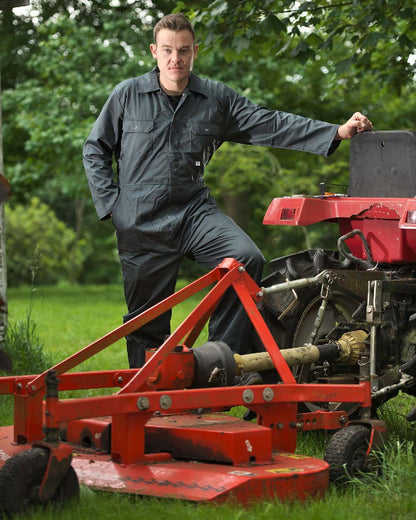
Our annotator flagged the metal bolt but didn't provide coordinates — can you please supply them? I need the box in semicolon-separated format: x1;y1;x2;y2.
263;387;274;402
117;376;123;384
16;383;22;390
238;266;246;272
31;385;36;392
137;396;150;411
160;395;172;410
256;291;263;299
242;389;254;403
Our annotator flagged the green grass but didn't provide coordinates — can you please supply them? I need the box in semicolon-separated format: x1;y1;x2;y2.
8;283;130;371
7;281;208;372
5;283;416;519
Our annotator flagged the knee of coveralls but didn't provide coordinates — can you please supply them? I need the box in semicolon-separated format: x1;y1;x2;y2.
222;237;265;282
207;243;265;355
240;245;265;282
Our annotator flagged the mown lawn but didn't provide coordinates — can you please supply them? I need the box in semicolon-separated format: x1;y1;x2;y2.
5;283;416;519
7;281;208;371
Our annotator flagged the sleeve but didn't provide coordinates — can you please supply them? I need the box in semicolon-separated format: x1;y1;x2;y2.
83;88;123;220
221;85;340;157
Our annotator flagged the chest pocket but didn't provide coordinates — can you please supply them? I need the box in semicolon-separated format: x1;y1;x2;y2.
190;122;220;153
121;119;154;157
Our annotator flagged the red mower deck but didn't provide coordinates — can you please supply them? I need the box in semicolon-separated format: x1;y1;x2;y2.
0;257;378;510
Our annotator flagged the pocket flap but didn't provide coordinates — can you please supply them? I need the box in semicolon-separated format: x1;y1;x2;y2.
192;123;220;136
123;120;154;133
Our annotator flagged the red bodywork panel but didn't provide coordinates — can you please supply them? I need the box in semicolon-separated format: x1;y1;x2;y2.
264;196;416;263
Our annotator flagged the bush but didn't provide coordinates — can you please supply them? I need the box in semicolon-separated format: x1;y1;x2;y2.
0;311;52;426
4;312;52;375
5;197;84;286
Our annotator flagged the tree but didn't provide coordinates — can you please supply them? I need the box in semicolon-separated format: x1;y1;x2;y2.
2;0;416;283
1;1;175;282
185;0;416;95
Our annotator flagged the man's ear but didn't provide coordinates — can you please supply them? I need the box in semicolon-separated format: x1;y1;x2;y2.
150;43;157;59
194;44;199;58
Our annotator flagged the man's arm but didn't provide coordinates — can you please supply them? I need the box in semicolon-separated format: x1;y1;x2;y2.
83;90;123;220
220;83;373;155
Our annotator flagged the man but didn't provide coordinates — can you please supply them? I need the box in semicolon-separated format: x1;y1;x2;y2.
83;13;373;368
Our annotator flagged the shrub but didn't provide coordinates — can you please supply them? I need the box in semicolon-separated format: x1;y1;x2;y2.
4;311;52;376
0;311;52;425
5;197;84;286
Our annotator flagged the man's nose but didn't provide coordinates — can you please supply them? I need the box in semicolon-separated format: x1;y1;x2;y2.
171;51;181;62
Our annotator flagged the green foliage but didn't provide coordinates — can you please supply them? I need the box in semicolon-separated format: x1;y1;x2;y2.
2;0;416;283
205;143;281;249
4;310;52;375
189;0;416;95
5;197;85;286
79;225;121;285
2;12;152;204
0;307;53;425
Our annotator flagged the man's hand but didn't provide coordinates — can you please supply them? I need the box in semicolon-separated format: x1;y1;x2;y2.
335;112;373;140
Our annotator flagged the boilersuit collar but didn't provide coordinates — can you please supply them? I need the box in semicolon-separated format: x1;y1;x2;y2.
136;67;209;98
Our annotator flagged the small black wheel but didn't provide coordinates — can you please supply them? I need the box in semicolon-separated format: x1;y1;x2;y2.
324;424;377;484
0;447;79;517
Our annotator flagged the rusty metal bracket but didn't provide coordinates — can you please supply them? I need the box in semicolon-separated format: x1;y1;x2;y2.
33;442;73;503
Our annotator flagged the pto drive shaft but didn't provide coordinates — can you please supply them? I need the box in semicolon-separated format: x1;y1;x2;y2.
233;330;368;375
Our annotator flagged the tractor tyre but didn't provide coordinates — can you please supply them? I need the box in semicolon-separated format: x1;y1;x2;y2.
257;250;363;415
259;250;362;355
0;447;79;517
324;424;376;484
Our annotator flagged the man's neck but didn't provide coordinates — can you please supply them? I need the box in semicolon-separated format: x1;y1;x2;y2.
158;75;189;96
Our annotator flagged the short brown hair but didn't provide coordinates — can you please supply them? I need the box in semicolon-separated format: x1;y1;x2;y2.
153;13;195;43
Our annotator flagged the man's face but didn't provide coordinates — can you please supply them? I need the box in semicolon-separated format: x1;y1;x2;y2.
150;28;198;92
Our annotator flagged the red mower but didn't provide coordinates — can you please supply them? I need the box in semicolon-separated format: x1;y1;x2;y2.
0;130;415;516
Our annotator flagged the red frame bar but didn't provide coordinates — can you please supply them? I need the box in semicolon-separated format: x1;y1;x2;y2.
0;370;140;395
44;383;371;426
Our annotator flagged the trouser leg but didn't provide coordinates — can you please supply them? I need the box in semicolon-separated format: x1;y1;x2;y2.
116;193;264;366
119;250;182;368
181;206;265;355
208;256;264;354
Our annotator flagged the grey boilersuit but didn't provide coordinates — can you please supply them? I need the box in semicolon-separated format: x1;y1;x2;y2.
83;67;340;367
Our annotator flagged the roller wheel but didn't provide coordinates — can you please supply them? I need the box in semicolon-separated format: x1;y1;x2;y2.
324;424;375;484
0;447;79;517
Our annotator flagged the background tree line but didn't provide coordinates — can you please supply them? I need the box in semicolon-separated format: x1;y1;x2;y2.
1;0;415;286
